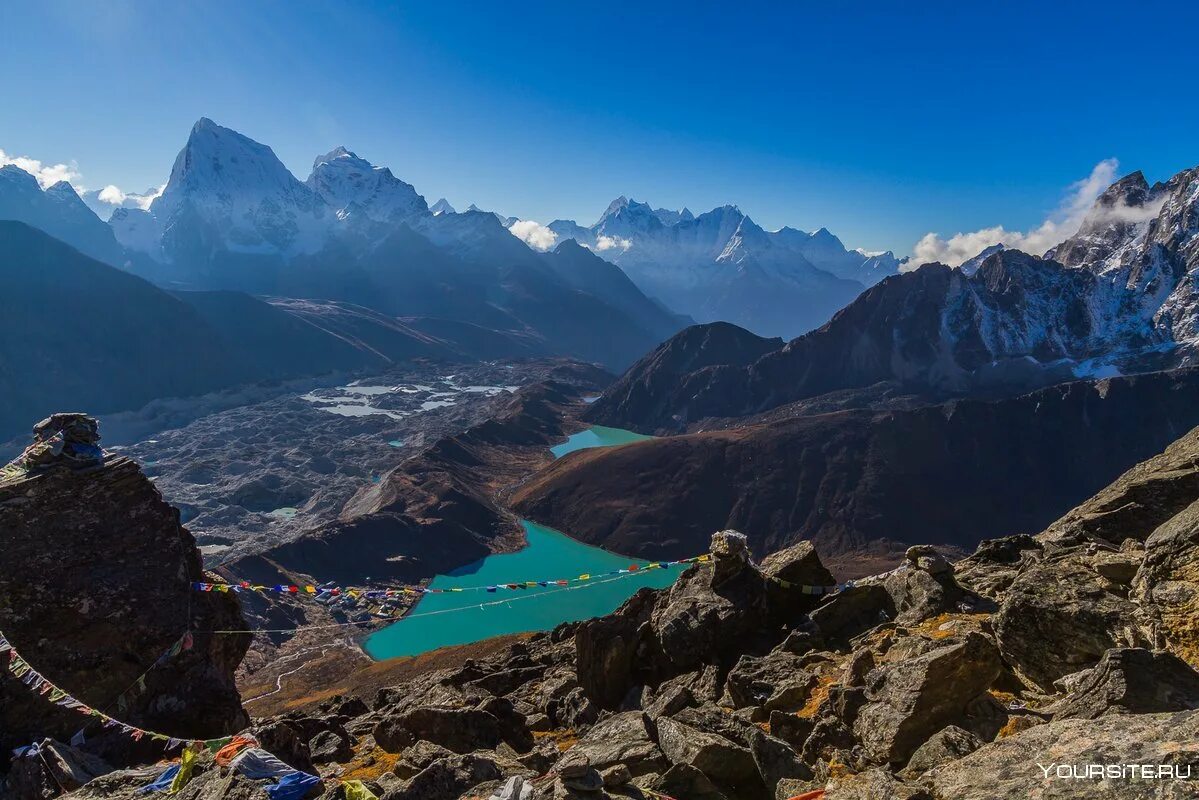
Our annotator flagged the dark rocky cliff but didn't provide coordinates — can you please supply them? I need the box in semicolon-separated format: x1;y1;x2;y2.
0;434;248;766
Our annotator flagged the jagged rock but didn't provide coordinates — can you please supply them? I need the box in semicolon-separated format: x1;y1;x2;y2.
650;550;770;673
883;564;965;626
711;530;751;585
809;584;895;647
655;716;764;798
905;545;951;575
799;715;856;765
1091;551;1140;585
823;768;931;800
725;651;817;711
854;632;1002;764
574;589;656;709
1048;648;1199;720
384;753;502;800
767;711;815;751
0;453;248;763
760;541;837;619
575;530;773;709
1136;497;1199;669
953;535;1042;600
554;712;667;778
393;740;454;779
994;552;1152;692
643;681;694;718
843;649;876;687
385;706;505;754
747;727;813;789
925;710;1199;799
899;725;982;777
309;729;353;764
600;763;631;787
252;720;316;773
647;763;729;800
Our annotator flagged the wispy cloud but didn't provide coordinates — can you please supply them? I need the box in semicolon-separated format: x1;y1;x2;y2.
508;219;559;251
908;159;1125;269
0;148;83;189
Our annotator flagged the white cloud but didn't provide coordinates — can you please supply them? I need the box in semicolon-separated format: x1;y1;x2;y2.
0;147;84;189
97;184;126;204
508;219;559;252
592;233;632;253
908;159;1125;269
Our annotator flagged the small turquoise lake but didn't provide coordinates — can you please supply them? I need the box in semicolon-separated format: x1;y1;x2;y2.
550;424;654;458
364;426;668;660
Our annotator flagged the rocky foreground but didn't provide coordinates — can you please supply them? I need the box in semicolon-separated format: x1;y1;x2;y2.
6;426;1199;799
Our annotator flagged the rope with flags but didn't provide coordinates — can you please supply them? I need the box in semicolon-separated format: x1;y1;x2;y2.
192;553;713;600
0;631;231;751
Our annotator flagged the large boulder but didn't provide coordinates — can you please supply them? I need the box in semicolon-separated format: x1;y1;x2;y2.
724;650;817;712
1048;648;1199;720
380;706;504;754
925;710;1199;799
853;632;1002;764
574;588;657;709
384;753;502;800
994;549;1154;692
553;712;667;778
900;725;982;778
656;716;764;798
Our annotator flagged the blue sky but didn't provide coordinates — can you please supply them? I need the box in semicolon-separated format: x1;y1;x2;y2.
2;0;1196;256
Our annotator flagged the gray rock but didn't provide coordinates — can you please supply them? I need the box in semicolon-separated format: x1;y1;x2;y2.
926;710;1199;799
1048;648;1199;720
809;584;895;647
646;763;729;800
309;729;353;764
554;712;667;778
853;632;1001;764
900;725;981;777
725;651;816;711
393;740;454;779
995;552;1153;692
655;716;764;798
384;753;502;800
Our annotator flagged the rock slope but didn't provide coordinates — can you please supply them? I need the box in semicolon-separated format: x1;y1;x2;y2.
0;422;248;765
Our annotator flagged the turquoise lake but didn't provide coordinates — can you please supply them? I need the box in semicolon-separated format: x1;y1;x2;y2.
364;426;669;660
549;424;654;458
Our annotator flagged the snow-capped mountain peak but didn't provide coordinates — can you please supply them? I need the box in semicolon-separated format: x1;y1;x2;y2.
152;118;331;257
430;198;456;216
306;146;427;224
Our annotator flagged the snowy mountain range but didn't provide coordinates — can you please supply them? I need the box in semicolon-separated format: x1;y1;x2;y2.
590;164;1199;430
0;117;904;343
545;197;906;337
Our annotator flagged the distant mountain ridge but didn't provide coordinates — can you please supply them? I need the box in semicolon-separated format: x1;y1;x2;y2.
589;164;1199;431
546;196;904;338
0;118;686;371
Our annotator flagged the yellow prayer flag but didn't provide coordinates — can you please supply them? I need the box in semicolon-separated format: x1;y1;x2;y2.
169;746;198;794
578;574;590;580
342;780;379;800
